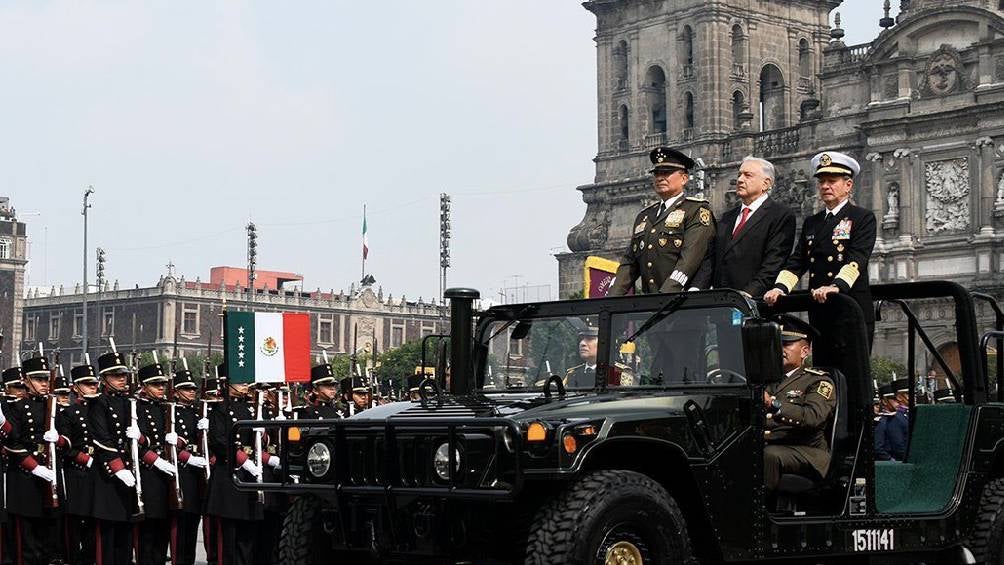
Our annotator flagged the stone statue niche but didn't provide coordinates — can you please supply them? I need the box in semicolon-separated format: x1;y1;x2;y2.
883;183;900;231
994;170;1004;218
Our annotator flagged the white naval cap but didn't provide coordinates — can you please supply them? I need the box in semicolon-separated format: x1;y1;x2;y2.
811;151;860;178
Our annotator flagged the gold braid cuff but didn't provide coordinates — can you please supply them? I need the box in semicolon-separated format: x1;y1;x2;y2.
835;262;860;288
775;270;799;293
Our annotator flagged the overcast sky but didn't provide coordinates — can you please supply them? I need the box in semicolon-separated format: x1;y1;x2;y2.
5;1;894;303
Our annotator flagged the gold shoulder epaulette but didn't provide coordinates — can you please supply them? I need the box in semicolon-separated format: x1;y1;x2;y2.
685;196;709;202
804;367;828;376
566;364;584;374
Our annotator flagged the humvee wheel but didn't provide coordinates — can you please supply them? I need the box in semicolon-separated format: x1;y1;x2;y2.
524;470;694;565
969;478;1004;564
279;495;340;565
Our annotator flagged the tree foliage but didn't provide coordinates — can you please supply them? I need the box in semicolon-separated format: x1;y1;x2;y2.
871;356;907;385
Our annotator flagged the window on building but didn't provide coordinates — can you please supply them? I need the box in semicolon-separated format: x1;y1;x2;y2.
73;312;83;338
618;105;630;147
421;323;436;338
731;25;746;71
24;316;36;342
732;90;745;129
182;304;199;335
685;92;695;129
799;38;811;78
102;308;114;336
645;66;667;134
614;39;629;89
759;64;786;131
682;25;695;67
0;238;10;260
50;314;61;341
392;325;405;348
318;316;333;344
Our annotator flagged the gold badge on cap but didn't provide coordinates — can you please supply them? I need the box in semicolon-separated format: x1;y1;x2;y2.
665;210;685;228
820;153;832;167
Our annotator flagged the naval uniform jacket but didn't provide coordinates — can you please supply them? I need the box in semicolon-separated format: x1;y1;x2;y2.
765;367;837;478
206;397;263;522
774;201;877;331
5;394;59;517
170;401;203;514
56;398;96;517
89;392;138;522
609;196;715;295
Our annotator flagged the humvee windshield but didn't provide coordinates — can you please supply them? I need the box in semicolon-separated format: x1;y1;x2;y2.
479;305;747;390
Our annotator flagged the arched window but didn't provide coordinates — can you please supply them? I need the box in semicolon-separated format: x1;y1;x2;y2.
682;25;694;67
759;64;786;131
731;25;747;74
614;40;629;89
684;92;695;130
732;91;745;129
645;66;668;133
618;104;630;147
799;38;811;78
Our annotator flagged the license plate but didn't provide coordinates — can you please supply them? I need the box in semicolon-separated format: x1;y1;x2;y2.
851;529;895;552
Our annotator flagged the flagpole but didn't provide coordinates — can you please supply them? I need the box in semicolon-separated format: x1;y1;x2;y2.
361;204;367;282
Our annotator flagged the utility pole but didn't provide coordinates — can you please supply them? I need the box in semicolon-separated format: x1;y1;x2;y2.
439;193;451;308
81;187;95;357
246;222;257;312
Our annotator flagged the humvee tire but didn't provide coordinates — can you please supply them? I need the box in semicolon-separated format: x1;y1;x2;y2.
279;496;339;565
969;478;1004;564
524;470;694;565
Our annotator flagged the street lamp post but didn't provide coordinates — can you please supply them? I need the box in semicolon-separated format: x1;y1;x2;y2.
439;193;451;309
81;186;94;357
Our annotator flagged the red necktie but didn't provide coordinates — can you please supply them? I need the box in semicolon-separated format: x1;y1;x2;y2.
732;207;751;239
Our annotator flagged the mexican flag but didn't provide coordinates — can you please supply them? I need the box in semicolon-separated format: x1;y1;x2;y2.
224;312;311;384
362;207;369;260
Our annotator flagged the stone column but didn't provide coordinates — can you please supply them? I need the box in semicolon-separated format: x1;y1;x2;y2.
894;148;915;240
976;136;995;234
866;152;884;233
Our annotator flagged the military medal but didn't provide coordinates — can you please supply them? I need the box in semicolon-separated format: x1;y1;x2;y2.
665;209;685;228
658;237;668;247
832;218;852;240
674;239;682;248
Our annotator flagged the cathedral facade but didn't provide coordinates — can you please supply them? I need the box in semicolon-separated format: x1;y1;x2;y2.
558;0;1004;368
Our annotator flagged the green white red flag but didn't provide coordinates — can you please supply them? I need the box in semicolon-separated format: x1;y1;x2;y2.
362;206;369;260
224;312;310;384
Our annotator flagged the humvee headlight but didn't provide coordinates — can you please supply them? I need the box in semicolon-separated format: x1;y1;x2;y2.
433;442;461;481
306;442;331;477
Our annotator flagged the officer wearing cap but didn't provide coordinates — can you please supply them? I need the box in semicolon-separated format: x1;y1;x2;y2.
874;382;908;461
3;365;28;401
406;373;427;401
89;350;140;565
764;151;877;344
53;373;71;407
340;376;372;415
169;367;208;565
609;147;716;296
199;367;224;565
300;364;344;419
564;327;600;389
763;316;837;491
5;354;59;565
56;360;101;565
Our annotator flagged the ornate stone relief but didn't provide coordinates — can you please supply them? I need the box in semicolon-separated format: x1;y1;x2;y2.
917;45;968;98
994;170;1004;218
883;183;900;231
567;206;612;252
771;169;815;217
924;158;970;233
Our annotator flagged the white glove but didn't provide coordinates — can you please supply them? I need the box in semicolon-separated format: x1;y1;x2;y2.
164;432;179;446
197;418;209;431
125;425;141;440
114;469;136;487
266;456;281;469
31;465;56;483
0;402;6;427
153;458;177;476
43;429;59;443
85;458;93;469
252;426;265;434
240;459;261;478
186;456;208;469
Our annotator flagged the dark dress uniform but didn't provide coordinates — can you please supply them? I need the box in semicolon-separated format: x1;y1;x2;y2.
299;364;345;420
5;357;60;565
168;369;205;565
200;375;222;565
89;353;140;565
609;147;715;296
134;363;175;565
773;152;877;343
57;363;101;565
206;392;263;565
256;396;286;565
563;364;597;389
764;366;837;490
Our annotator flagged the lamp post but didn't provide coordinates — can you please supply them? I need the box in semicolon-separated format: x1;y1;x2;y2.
247;222;257;312
81;187;94;357
439;193;451;309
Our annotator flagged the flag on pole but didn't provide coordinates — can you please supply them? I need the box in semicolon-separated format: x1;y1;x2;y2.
224;312;310;384
362;206;369;260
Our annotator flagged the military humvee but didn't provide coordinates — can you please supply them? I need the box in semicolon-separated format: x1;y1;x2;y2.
233;282;1004;564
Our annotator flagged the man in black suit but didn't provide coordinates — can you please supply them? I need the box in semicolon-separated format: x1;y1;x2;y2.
764;151;877;344
697;156;795;296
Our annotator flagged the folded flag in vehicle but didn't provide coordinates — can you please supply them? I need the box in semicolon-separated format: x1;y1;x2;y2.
224;312;310;384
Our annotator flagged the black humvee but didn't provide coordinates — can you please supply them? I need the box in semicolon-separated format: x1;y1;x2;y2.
233;282;1004;564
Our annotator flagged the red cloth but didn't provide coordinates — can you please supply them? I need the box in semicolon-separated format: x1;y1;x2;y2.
732;207;751;238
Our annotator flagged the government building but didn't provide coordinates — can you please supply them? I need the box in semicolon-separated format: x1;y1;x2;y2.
558;0;1004;371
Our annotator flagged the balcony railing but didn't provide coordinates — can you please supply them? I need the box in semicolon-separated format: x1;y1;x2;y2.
754;125;800;157
643;132;668;149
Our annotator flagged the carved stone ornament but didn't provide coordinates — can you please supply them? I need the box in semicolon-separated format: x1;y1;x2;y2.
567;206;612;252
883;183;900;231
994;171;1004;218
924;158;970;234
918;45;967;98
771;170;814;217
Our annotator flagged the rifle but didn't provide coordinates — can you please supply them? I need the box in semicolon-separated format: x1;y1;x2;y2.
119;337;145;519
200;358;212;483
165;354;184;510
253;388;265;505
41;344;59;509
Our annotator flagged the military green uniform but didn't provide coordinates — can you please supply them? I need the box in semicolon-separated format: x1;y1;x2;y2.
609;195;715;295
764;366;837;490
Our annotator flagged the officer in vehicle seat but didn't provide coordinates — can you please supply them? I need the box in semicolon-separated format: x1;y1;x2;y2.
564;327;599;388
763;315;837;491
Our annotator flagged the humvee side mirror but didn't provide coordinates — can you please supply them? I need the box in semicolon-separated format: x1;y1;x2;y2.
741;318;784;385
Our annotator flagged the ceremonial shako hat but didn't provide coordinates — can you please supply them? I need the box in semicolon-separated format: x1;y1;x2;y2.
203;377;220;393
216;363;228;379
71;364;99;384
891;378;910;393
879;383;895;399
340;376;369;394
173;369;197;389
22;356;50;377
777;315;818;344
933;388;957;403
310;363;337;386
53;374;71;393
98;352;129;375
811;151;860;178
407;373;424;392
648;147;695;174
3;367;24;385
138;362;169;384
